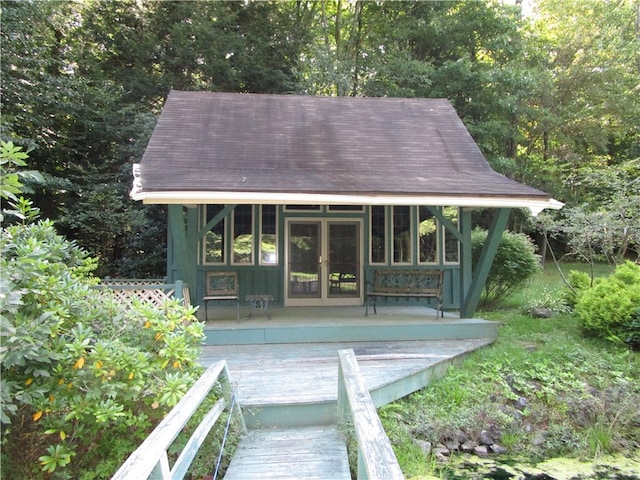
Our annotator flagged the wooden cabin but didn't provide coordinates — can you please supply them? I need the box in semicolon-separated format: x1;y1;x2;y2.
131;91;562;318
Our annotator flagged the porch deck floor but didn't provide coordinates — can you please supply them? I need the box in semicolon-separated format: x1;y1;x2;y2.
201;304;465;326
202;305;498;346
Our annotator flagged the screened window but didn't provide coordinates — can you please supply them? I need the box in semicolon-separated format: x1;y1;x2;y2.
203;205;225;264
418;207;437;263
393;206;412;264
443;206;459;263
370;206;386;264
284;205;321;211
328;205;364;211
260;205;278;265
372;206;459;266
232;205;253;264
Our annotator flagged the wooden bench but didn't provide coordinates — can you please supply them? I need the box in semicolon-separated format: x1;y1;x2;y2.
365;269;443;317
203;272;239;321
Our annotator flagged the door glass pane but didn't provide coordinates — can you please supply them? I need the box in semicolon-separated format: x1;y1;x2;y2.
328;223;359;297
288;223;320;297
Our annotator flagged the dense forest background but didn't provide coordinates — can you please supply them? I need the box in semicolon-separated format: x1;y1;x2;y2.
2;0;638;277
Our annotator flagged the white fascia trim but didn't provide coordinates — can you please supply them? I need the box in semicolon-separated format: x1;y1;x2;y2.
132;190;564;215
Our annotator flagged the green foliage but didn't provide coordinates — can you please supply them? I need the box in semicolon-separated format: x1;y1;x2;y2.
0;217;204;478
543;160;640;267
472;228;541;306
525;286;572;315
0;141;30;202
626;309;640;351
561;269;592;308
0;141;43;222
575;261;640;347
3;0;639;273
379;266;640;476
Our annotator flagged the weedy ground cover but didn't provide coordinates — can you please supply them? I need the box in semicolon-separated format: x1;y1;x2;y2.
379;262;640;478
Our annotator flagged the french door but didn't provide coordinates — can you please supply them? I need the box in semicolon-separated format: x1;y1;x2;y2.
285;219;362;306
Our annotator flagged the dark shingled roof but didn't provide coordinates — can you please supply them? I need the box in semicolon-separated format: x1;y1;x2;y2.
135;90;554;204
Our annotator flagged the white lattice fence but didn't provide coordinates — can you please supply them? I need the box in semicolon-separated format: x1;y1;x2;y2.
95;279;190;309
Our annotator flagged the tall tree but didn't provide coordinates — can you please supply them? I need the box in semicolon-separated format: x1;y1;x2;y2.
530;0;640;169
1;1;162;276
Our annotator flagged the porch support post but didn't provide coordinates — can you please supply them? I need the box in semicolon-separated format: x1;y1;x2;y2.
168;205;198;293
460;208;512;318
459;208;473;317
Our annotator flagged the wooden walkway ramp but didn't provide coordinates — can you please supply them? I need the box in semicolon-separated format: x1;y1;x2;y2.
200;338;493;479
222;426;350;480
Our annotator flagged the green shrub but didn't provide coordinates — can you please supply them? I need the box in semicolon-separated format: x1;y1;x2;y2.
561;269;592;308
574;261;640;347
471;228;541;306
626;309;640;351
0;219;204;479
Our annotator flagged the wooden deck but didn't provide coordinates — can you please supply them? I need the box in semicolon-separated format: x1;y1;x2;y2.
198;307;496;479
202;305;497;345
200;338;492;427
222;426;350;480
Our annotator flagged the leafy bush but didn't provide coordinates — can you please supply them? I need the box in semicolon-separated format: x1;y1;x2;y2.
574;261;640;347
525;287;571;315
561;269;592;308
471;228;541;306
626;309;640;351
0;219;204;479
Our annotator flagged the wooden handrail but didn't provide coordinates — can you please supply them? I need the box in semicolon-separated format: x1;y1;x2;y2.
111;360;244;480
337;349;405;480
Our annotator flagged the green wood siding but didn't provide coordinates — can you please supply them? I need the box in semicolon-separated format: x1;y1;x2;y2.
165;204;509;316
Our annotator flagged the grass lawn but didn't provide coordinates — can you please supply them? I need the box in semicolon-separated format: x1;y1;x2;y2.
379;261;640;478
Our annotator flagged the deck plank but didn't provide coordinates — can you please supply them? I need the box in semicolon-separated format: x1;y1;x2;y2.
223;426;350;480
202;335;494;478
200;339;492;407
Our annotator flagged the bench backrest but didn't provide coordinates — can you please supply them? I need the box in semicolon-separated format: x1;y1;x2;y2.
205;272;239;297
373;270;442;294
